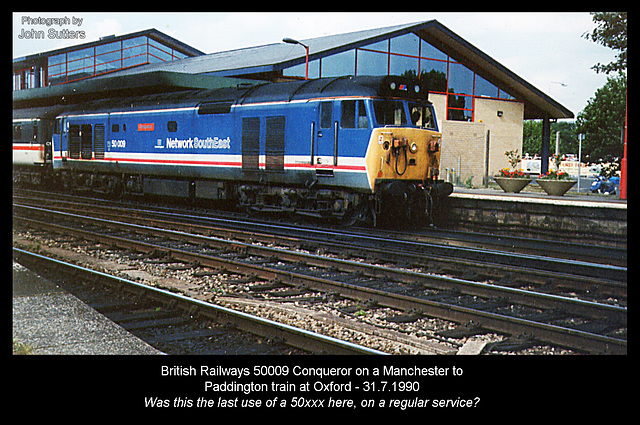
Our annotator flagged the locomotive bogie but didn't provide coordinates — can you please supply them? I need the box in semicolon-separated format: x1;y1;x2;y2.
237;183;365;219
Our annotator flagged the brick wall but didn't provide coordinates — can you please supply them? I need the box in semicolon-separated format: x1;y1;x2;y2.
474;97;525;175
430;93;524;187
440;120;486;187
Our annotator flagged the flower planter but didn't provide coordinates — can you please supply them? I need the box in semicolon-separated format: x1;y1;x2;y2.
536;179;577;196
494;177;532;193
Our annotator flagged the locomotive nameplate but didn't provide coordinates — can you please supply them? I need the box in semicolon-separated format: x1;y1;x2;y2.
138;123;155;132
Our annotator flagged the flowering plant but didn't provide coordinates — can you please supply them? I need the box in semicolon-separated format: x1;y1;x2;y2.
498;168;527;178
538;170;572;180
505;149;521;169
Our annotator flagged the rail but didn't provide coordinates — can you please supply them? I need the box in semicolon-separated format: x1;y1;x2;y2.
13;201;627;354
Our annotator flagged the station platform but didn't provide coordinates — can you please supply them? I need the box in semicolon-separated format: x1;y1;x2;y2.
451;186;627;209
440;186;626;246
12;261;163;355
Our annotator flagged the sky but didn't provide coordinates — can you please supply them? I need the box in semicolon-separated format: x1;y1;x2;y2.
12;12;620;118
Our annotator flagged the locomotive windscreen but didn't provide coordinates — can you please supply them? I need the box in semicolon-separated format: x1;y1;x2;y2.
373;100;407;126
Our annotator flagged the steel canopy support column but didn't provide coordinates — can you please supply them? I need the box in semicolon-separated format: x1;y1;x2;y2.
541;115;551;175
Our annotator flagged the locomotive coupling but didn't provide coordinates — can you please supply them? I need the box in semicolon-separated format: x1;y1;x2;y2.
375;180;426;224
375;179;453;226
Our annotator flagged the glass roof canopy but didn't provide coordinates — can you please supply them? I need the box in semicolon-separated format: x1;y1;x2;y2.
13;21;573;120
13;29;203;90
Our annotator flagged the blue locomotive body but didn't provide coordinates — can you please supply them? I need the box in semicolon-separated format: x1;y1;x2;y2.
18;76;452;224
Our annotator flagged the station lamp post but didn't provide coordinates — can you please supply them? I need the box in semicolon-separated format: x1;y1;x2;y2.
283;37;309;80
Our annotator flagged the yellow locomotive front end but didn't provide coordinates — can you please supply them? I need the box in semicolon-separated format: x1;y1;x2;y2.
361;80;452;225
366;126;442;189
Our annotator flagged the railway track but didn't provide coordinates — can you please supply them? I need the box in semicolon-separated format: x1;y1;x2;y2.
14;188;627;267
13;190;627;354
13;248;385;355
14;190;627;299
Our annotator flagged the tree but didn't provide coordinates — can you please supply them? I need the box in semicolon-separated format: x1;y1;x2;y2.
575;74;626;162
584;12;627;75
523;120;577;157
574;12;627;165
523;120;542;156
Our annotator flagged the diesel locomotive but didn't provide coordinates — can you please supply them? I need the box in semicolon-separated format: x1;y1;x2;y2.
12;75;452;226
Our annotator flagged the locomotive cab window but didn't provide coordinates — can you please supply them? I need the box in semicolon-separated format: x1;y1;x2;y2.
373;100;407;126
408;102;437;130
320;102;333;129
340;100;369;129
167;121;178;132
341;101;355;128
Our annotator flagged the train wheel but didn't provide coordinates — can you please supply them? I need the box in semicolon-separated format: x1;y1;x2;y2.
344;202;375;227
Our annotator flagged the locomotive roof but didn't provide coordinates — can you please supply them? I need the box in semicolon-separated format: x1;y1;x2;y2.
237;75;427;104
42;75;428;117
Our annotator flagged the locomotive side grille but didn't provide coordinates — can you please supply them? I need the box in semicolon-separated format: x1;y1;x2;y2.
80;124;92;160
265;116;285;172
242;117;260;171
69;124;80;159
94;124;105;159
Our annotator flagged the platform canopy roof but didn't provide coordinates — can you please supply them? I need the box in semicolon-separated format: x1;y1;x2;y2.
95;20;573;120
12;70;267;110
12;28;205;72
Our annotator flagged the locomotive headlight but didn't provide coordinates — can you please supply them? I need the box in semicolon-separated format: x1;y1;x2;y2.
409;142;419;153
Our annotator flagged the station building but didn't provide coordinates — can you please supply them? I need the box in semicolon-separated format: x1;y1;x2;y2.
13;20;573;185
